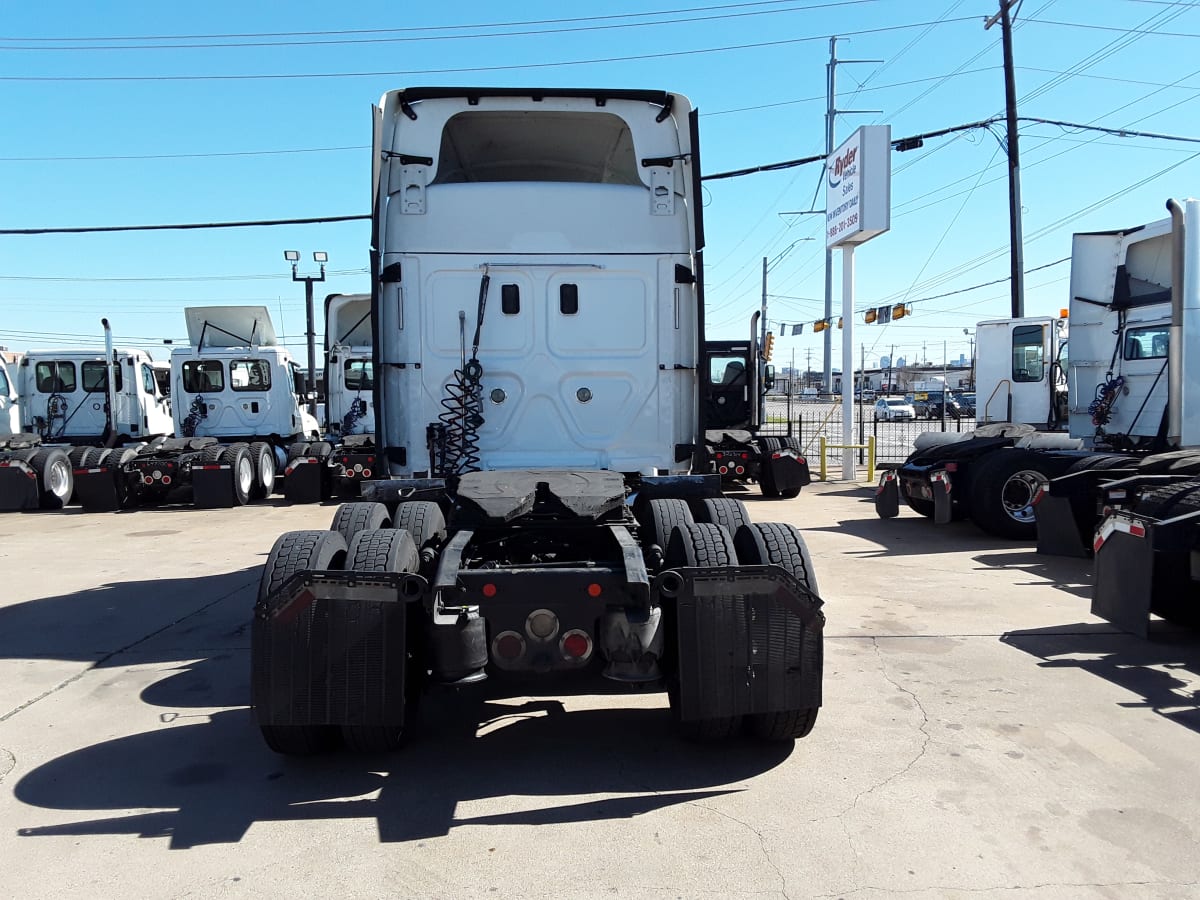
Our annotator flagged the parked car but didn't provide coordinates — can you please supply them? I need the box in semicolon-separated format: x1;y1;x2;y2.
874;397;916;421
914;391;963;419
958;392;976;416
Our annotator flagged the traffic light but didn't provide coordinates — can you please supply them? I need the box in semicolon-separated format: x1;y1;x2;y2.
763;331;775;362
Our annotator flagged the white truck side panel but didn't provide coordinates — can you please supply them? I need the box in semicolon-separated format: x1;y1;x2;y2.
0;358;17;437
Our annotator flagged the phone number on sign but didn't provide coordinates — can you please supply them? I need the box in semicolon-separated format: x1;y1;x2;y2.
827;212;858;239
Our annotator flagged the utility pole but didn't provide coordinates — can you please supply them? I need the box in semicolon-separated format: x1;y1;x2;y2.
986;0;1025;318
286;249;328;417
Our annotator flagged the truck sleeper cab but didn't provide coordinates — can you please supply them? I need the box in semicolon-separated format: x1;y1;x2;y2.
253;88;825;755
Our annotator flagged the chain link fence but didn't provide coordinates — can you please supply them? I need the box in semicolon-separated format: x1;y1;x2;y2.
759;395;977;470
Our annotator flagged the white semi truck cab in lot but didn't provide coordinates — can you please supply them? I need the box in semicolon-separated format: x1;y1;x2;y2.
252;87;825;756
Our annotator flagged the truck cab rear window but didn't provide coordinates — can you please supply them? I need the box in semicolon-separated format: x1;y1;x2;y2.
35;361;76;393
182;360;225;393
1123;325;1168;360
229;359;272;391
432;111;640;186
81;361;123;392
1012;325;1045;383
344;359;374;391
0;365;10;396
710;356;748;387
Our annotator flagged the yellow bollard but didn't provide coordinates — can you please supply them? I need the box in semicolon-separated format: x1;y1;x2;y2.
867;435;876;483
818;436;827;482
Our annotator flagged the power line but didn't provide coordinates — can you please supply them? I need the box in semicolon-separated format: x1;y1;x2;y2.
0;214;368;236
0;1;883;51
0;18;980;82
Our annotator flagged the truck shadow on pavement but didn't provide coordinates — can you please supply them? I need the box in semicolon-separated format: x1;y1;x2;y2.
12;697;793;849
5;572;794;849
1001;622;1200;734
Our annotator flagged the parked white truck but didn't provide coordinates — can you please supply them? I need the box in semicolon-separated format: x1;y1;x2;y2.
251;87;825;756
74;306;321;510
0;354;19;438
283;293;380;502
0;320;174;510
876;198;1200;635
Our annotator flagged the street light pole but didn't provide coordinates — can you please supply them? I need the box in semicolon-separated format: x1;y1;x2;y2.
285;250;327;418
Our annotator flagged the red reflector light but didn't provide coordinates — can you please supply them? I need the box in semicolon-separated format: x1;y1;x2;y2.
361;469;372;478
494;632;524;660
482;583;497;598
714;452;724;459
341;456;349;464
161;475;172;486
587;583;602;597
735;466;745;475
944;462;958;473
143;476;154;485
741;453;749;460
719;466;728;474
561;631;591;659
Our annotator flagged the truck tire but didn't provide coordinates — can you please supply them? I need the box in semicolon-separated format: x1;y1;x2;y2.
694;497;751;538
639;498;695;553
309;441;333;460
257;530;348;756
248;441;276;500
29;448;74;509
67;447;90;468
1066;453;1133;474
286;441;311;463
732;522;821;740
1137;451;1200;475
219;445;254;506
199;444;225;465
393;500;447;552
330;501;391;545
664;522;741;740
340;527;421;753
967;449;1054;540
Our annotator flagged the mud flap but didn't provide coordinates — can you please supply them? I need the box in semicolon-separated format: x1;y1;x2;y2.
761;450;810;496
1093;510;1200;637
875;470;900;518
1034;493;1090;558
284;458;326;505
252;571;421;727
72;466;124;512
666;565;823;721
0;463;41;511
931;470;953;525
193;464;235;508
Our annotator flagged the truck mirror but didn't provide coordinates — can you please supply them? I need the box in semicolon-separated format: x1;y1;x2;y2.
763;365;776;391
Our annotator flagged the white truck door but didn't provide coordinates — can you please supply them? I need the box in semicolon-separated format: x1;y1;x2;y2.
0;360;16;437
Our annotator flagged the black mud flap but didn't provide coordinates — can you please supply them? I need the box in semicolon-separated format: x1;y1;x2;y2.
1034;493;1091;558
666;565;824;721
72;466;123;512
761;450;810;497
252;571;425;727
193;464;236;508
1093;509;1200;637
1092;513;1157;638
931;470;953;525
283;458;326;505
0;462;41;511
875;470;900;518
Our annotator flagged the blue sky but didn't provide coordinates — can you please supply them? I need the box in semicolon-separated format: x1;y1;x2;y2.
2;0;1198;374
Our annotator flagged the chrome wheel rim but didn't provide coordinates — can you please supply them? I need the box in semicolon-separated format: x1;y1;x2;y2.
237;456;254;494
1001;469;1048;523
47;459;71;498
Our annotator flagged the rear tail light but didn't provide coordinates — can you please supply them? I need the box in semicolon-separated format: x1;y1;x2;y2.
161;475;172;486
493;631;525;661
560;629;593;661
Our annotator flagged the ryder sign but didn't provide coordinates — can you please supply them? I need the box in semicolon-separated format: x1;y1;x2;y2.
825;125;891;249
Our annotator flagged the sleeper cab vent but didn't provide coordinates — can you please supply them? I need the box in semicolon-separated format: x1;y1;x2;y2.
501;284;520;315
559;284;579;315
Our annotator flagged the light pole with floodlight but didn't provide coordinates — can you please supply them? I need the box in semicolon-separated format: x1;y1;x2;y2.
285;250;327;417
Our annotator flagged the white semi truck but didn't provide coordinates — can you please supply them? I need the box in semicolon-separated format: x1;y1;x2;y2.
283;293;380;502
74;306;321;510
0;320;174;510
252;87;825;755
